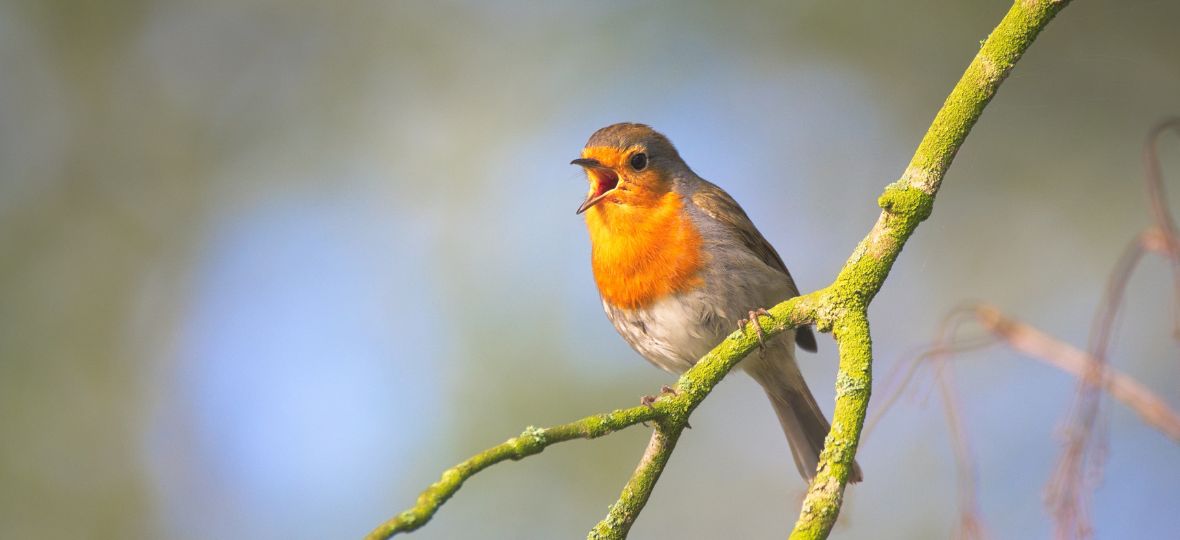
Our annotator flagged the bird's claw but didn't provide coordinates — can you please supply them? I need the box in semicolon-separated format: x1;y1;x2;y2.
738;308;773;351
639;394;657;427
640;386;690;428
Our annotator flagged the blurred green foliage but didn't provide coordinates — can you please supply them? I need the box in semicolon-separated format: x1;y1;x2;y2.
1;1;1177;539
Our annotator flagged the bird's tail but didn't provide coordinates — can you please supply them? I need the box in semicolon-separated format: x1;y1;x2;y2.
745;341;864;483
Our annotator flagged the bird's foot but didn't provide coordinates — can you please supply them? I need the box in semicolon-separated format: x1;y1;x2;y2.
738;308;773;352
639;394;657;427
639;386;690;428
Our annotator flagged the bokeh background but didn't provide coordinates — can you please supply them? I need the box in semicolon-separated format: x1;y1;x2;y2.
2;1;1178;538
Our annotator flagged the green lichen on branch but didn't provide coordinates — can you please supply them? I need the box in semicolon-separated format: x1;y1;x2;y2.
367;297;815;540
584;297;818;539
789;1;1072;538
587;423;686;540
369;1;1073;538
908;0;1072;190
789;313;872;539
365;406;662;539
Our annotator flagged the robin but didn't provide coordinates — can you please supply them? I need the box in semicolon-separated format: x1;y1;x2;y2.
572;123;862;483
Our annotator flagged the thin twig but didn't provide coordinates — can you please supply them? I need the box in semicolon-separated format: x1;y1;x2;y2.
1143;118;1180;338
864;121;1180;537
936;368;989;540
975;305;1180;441
930;312;990;540
867;306;991;540
1044;118;1180;540
1043;241;1142;539
866;306;993;441
876;302;1180;540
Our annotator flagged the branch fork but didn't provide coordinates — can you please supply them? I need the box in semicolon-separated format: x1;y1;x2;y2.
369;1;1074;538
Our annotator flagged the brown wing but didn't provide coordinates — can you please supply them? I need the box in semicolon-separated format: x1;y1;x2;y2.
691;183;818;353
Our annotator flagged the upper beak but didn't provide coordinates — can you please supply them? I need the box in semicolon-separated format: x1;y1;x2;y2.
570;158;601;168
571;158;617;214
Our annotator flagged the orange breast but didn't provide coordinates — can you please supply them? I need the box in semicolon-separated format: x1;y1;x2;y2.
585;192;705;310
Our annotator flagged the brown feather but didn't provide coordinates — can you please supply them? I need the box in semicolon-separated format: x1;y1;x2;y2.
690;185;818;352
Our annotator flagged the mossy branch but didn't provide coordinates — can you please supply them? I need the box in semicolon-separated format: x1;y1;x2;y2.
367;300;817;540
364;405;660;539
788;1;1072;537
368;1;1072;538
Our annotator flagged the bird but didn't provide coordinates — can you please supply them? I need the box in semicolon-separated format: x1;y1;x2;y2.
572;122;862;483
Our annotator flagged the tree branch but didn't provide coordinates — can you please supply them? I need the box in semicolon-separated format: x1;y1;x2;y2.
789;1;1072;537
367;298;818;540
587;422;685;539
370;1;1073;538
364;406;661;539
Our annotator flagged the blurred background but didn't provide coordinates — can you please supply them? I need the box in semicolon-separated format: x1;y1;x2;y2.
2;1;1178;538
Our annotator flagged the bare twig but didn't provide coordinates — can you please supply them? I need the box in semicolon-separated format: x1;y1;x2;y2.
930;311;990;540
867;306;991;540
1042;241;1137;539
863;120;1180;540
975;305;1180;441
1046;118;1180;540
866;307;993;441
937;367;989;540
1143;118;1180;337
872;302;1180;540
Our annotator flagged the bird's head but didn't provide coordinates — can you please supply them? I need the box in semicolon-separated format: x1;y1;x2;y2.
571;123;684;215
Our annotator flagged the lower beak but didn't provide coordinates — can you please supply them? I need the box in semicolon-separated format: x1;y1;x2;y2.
576;191;611;214
571;158;619;214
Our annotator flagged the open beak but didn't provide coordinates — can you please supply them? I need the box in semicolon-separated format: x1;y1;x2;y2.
571;158;619;214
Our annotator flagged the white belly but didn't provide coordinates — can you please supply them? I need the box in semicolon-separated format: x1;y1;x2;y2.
603;290;725;373
602;266;795;374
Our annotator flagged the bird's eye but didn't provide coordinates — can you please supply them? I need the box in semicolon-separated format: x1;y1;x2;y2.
629;152;648;171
